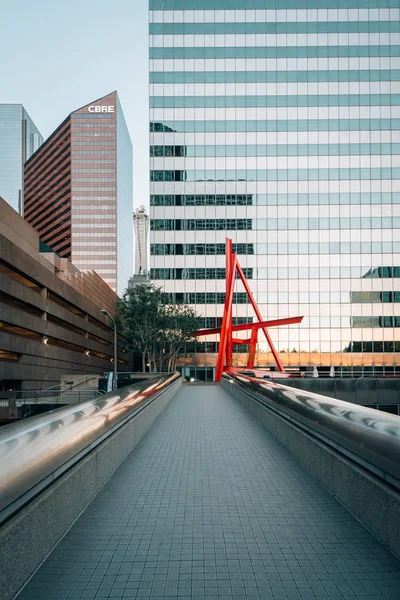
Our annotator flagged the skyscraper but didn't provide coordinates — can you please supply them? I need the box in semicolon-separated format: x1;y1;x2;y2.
0;104;43;215
24;92;133;295
150;1;400;380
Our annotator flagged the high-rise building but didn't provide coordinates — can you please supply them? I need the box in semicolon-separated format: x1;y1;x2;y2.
24;92;133;295
133;205;149;274
150;1;400;380
0;104;43;215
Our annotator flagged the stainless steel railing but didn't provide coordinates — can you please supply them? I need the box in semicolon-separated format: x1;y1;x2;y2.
0;372;180;524
223;372;400;491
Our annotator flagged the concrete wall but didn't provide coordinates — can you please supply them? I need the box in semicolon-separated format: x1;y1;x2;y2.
223;379;400;562
0;378;181;600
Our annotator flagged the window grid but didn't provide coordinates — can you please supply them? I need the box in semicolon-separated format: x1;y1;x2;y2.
149;1;400;364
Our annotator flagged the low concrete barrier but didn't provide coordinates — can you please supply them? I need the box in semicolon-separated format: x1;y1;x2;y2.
284;377;400;411
223;374;400;561
0;374;181;600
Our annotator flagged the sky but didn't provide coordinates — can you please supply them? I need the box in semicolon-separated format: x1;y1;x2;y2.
0;0;149;210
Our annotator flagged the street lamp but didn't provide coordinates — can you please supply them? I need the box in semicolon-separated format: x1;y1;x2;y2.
101;309;117;390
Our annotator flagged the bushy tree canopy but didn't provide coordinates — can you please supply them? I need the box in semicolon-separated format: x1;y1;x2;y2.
116;284;199;372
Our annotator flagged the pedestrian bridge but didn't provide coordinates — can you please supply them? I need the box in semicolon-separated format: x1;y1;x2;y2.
1;373;400;600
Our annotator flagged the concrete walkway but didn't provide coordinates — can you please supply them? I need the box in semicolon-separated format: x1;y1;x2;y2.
18;384;400;599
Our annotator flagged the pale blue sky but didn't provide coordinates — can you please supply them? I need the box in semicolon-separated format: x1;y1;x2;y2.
0;0;149;209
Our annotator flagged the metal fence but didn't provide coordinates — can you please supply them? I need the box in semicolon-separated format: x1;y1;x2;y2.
13;389;103;406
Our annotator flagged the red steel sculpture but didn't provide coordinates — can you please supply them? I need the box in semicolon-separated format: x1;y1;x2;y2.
194;238;304;381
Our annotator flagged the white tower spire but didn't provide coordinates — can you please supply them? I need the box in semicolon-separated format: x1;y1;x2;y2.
133;205;149;275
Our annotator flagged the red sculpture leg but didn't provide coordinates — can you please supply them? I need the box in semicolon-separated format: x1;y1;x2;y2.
215;253;237;381
225;239;233;368
247;328;258;369
236;262;285;372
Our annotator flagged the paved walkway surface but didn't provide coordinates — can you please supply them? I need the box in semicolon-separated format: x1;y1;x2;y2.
19;384;400;600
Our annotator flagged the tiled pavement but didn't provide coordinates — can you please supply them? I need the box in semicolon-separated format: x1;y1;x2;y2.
18;384;400;600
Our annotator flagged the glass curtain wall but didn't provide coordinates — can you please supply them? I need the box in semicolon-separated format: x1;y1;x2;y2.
149;0;400;375
0;105;43;215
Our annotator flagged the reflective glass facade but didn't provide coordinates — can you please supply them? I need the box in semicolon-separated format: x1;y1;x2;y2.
0;105;43;214
149;2;400;374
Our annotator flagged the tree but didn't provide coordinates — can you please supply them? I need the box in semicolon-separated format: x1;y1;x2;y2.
115;284;163;372
159;303;200;372
116;284;199;372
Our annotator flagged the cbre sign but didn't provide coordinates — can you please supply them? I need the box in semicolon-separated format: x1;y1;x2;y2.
88;105;115;113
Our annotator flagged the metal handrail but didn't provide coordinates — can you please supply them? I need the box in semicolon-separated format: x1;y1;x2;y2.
223;372;400;490
14;389;103;406
0;372;180;524
60;375;101;391
14;376;101;398
40;374;100;392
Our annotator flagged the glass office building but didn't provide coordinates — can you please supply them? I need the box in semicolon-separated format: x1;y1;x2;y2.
149;0;400;377
0;104;43;215
24;92;133;295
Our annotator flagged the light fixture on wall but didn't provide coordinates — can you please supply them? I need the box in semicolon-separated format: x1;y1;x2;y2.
85;350;90;356
43;337;49;344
